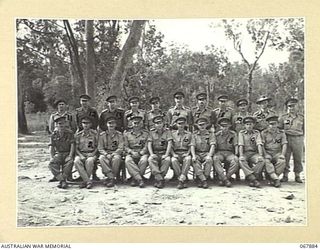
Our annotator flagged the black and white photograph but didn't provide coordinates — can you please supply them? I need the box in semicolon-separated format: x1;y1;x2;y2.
16;18;305;227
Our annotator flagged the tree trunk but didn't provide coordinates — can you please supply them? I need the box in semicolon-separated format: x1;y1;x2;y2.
247;70;253;112
18;72;28;134
85;20;96;105
109;20;146;99
63;20;86;95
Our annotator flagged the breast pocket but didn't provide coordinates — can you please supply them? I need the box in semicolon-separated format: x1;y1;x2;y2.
183;137;190;146
111;140;118;149
160;139;166;147
250;137;256;145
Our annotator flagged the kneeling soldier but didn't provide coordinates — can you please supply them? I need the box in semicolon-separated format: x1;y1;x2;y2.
147;115;172;188
238;116;265;188
48;117;75;189
98;117;124;187
74;116;98;189
213;117;239;187
124;115;149;188
191;117;214;189
261;115;287;188
171;117;194;189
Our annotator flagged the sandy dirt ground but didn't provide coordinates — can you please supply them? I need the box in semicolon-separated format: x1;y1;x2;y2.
17;131;306;227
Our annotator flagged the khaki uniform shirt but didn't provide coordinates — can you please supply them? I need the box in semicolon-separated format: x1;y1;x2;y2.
75;106;99;131
48;111;76;133
232;111;251;133
49;129;75;153
215;130;238;152
98;130;124;155
193;130;216;153
171;130;195;153
147;128;173;153
167;105;192;127
124;109;147;130
253;109;276;131
75;129;98;153
124;129;149;154
192;106;217;129
261;128;287;155
99;108;125;132
238;129;263;152
213;107;233;121
146;110;167;131
279;112;304;136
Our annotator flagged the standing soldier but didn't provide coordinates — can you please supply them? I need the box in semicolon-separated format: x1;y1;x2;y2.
99;95;125;132
171;117;194;189
124;96;147;131
232;98;250;133
75;94;99;180
124;115;149;188
146;96;167;131
279;97;304;183
213;95;233;126
48;99;77;134
261;115;287;188
48;117;75;189
75;94;99;131
147;115;172;188
213;117;239;187
167;91;192;131
191;117;214;189
238;116;265;188
192;92;217;132
98;117;124;187
231;98;250;180
74;116;98;189
253;95;276;132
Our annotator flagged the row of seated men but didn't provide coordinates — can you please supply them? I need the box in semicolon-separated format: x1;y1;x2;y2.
48;92;304;190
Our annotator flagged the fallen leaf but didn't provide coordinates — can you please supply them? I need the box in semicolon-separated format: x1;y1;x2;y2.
145;202;162;205
284;194;295;200
230;215;241;219
267;208;276;212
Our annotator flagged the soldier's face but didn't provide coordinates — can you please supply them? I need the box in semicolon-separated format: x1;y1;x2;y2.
56;122;65;131
130;101;139;109
287;103;297;113
107;121;116;130
245;122;254;130
57;102;66;111
152;102;160;110
198;98;207;107
176;122;185;130
220;124;229;132
132;120;141;128
268;122;278;131
107;100;116;110
154;121;164;130
219;100;227;108
175;96;184;105
259;100;268;109
239;103;248;112
82;121;92;130
80;98;89;108
197;123;207;131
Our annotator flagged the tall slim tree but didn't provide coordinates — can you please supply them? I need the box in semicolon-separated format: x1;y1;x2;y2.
85;20;96;104
109;20;146;99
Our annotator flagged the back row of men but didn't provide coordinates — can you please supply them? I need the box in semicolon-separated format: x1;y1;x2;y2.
48;91;304;190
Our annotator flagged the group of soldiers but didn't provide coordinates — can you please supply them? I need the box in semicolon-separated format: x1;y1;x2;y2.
48;90;304;190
